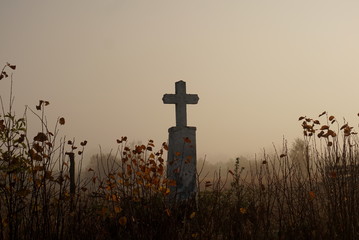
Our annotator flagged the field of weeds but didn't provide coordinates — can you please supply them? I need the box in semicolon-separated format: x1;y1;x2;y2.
2;63;359;240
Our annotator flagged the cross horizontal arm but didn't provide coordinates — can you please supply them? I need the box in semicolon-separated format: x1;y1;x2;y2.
162;94;199;104
185;94;199;104
162;94;176;104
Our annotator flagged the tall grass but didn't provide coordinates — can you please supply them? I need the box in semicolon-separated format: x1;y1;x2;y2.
2;63;359;239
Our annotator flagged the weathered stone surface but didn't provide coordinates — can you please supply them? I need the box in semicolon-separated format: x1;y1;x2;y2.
163;80;199;202
167;126;197;201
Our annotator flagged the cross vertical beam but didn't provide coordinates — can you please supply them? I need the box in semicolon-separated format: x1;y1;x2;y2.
162;80;199;127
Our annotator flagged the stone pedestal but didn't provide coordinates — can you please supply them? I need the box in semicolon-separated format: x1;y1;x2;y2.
167;126;197;202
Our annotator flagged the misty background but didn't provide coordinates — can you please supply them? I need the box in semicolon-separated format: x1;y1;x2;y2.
1;0;359;166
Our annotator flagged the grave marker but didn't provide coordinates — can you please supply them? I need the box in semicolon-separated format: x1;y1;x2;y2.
163;80;199;201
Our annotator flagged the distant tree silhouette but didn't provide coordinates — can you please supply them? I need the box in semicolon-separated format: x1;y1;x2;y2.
289;138;311;178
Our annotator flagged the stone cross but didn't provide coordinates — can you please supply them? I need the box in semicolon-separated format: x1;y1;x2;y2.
163;80;199;202
162;80;199;127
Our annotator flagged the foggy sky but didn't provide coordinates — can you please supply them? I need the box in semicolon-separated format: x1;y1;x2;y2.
1;0;359;163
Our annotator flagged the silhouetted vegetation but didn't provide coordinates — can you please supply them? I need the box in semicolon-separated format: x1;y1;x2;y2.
2;63;359;239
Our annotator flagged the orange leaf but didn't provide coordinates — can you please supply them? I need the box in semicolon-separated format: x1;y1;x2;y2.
184;137;191;143
328;130;337;137
119;216;127;226
114;206;122;213
165;208;171;216
127;164;132;173
59;117;65;125
162;142;168;150
185;156;192;163
309;191;316;200
340;124;348;130
192;233;199;238
168;180;176;186
239;208;247;214
112;194;118;202
319;111;326;117
33;132;48;142
320;125;329;130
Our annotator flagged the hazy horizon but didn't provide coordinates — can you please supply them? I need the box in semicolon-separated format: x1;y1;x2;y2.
2;1;359;164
